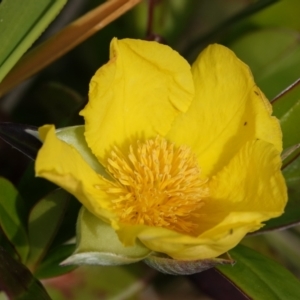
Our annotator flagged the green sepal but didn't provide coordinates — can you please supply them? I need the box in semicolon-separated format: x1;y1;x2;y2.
144;252;234;275
62;208;151;266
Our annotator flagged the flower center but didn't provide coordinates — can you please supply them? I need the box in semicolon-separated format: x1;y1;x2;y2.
104;136;209;235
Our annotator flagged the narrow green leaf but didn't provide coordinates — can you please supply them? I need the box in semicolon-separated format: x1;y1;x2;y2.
0;177;29;263
35;244;76;279
217;245;300;300
0;247;51;300
0;123;41;160
281;143;300;169
27;189;71;268
0;0;141;96
0;0;67;82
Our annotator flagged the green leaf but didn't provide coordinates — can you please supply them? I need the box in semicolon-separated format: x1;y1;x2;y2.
48;194;80;250
35;244;76;279
27;189;71;268
250;0;300;32
230;29;300;99
0;0;67;82
184;0;279;59
0;0;140;96
0;123;41;160
0;246;51;300
217;245;300;300
0;177;29;263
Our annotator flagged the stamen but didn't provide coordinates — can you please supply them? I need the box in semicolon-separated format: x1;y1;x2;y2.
104;136;209;236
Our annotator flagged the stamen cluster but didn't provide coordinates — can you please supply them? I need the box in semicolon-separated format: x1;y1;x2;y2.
105;137;209;235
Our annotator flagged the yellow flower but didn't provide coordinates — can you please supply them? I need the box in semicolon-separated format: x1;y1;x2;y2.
35;38;287;261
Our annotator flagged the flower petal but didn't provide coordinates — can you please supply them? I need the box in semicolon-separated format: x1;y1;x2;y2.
80;38;194;166
116;222;255;260
167;44;282;177
115;139;287;260
35;125;115;222
55;126;108;178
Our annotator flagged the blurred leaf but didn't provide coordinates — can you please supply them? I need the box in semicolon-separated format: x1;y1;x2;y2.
216;245;300;300
184;0;279;59
230;29;300;99
0;0;141;97
18;162;57;211
13;82;85;127
264;230;300;272
250;0;300;31
0;123;41;160
0;0;67;82
27;189;72;268
35;244;76;279
49;194;80;250
0;246;51;300
44;264;145;300
132;0;194;44
0;177;28;263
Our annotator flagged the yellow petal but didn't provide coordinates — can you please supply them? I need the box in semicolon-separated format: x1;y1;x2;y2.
167;44;282;177
115;139;287;260
116;221;257;260
206;139;286;216
35;125;115;222
80;38;194;166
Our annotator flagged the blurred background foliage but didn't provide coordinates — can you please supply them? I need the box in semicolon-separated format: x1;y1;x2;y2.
0;0;300;299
